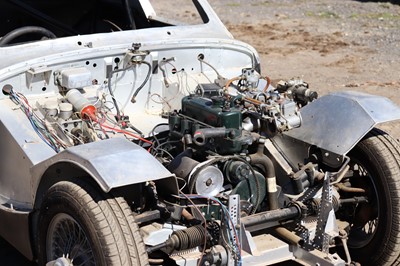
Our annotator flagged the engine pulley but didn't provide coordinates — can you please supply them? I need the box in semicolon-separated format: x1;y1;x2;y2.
189;164;224;197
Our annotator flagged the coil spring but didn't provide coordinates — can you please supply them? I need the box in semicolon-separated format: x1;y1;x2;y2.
311;196;340;213
171;225;206;251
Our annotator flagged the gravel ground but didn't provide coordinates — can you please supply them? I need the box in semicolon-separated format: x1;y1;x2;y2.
210;0;400;138
1;0;399;264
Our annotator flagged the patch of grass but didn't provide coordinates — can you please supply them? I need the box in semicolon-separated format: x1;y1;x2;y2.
305;10;340;19
350;13;359;19
250;1;271;7
318;11;340;19
305;11;315;17
370;12;400;20
350;12;400;20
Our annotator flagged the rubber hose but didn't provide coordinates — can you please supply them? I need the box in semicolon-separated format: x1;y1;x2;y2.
0;26;56;46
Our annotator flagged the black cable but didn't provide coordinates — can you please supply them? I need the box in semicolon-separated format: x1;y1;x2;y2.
0;26;56;46
130;61;152;103
156;140;182;149
232;157;262;214
107;65;135;120
150;123;169;146
128;124;144;137
128;124;144;146
154;148;174;160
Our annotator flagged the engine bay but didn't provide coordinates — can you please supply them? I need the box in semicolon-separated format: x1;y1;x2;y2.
0;0;399;264
0;43;383;266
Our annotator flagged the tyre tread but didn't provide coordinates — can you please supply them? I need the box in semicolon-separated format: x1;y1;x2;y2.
38;179;148;265
356;129;400;266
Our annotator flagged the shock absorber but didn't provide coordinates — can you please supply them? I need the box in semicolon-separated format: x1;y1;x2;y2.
146;225;206;254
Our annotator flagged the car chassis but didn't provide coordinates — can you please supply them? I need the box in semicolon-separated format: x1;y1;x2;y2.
0;1;400;265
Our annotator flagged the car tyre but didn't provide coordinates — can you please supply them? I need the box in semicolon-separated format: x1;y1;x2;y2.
37;180;148;266
346;128;400;265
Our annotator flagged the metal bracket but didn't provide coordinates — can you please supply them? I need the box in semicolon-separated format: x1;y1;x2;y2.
313;172;339;252
26;66;52;89
228;194;240;245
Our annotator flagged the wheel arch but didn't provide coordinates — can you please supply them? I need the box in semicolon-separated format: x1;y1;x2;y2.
30;161;108;260
33;161;102;209
30;160;177;260
272;91;400;169
29;138;178;259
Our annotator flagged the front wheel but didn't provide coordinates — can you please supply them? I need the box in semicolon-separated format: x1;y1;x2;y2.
343;128;400;265
37;180;148;266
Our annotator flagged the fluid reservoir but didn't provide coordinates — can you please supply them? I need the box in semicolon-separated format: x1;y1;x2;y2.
66;89;96;120
59;102;73;120
43;100;59;118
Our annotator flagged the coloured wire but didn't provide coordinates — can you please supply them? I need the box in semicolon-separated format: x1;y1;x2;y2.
207;196;242;265
100;123;152;145
10;90;60;152
10;89;152;151
89;108;152;145
183;194;242;265
205;196;242;265
179;192;208;266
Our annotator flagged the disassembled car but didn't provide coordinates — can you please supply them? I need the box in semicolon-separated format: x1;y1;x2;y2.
0;1;400;265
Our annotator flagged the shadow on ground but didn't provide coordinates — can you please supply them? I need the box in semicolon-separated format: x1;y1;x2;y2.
0;237;36;265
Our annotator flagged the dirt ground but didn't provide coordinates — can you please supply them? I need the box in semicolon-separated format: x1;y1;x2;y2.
1;0;400;264
210;0;400;139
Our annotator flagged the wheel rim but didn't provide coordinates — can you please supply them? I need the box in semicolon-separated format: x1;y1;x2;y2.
46;213;95;266
347;162;379;249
